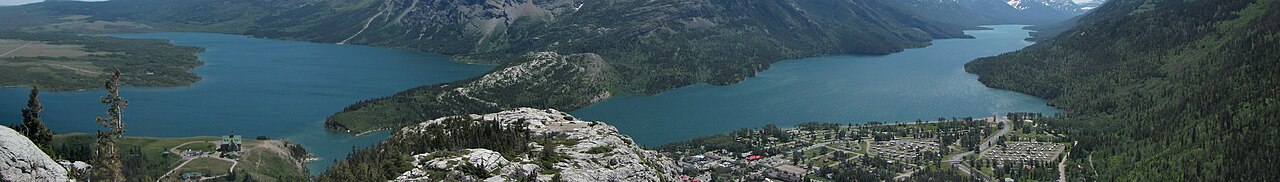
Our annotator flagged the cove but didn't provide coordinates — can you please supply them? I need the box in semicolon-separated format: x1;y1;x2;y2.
571;25;1062;146
0;33;492;174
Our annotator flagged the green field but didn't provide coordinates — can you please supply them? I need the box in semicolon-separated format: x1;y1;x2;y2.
50;133;307;182
0;31;203;91
177;157;234;177
174;142;217;152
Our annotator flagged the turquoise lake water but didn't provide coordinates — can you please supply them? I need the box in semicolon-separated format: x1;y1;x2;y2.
0;33;492;175
571;25;1062;146
0;25;1059;174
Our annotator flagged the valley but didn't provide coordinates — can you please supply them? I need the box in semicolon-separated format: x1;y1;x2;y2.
3;0;1276;181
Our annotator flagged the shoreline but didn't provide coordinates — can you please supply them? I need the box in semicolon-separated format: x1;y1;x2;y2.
778;116;1000;131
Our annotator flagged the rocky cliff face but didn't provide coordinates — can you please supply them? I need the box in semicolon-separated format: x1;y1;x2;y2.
392;108;679;181
1006;0;1087;15
0;126;69;181
899;0;1088;26
253;0;971;62
321;0;983;134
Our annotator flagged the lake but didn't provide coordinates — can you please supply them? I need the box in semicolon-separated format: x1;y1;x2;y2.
0;25;1058;174
571;25;1062;146
0;33;492;175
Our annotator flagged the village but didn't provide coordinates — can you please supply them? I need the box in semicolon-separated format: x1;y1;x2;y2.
663;113;1074;182
157;134;247;180
46;132;313;181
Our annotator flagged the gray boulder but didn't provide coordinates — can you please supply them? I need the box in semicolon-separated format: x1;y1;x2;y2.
0;126;69;181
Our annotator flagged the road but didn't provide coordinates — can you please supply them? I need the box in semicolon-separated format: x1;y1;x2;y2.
0;42;32;57
944;116;1010;182
158;141;208;180
1058;141;1077;182
982;116;1013;153
156;141;241;181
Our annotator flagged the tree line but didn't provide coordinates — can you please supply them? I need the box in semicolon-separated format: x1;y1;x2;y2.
7;70;130;181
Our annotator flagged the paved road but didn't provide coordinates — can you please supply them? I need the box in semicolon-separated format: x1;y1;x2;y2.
944;116;1009;182
946;117;1010;162
947;151;973;162
1058;141;1077;182
982;116;1013;153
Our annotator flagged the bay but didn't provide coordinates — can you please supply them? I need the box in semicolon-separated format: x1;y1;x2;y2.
0;33;492;174
571;25;1062;146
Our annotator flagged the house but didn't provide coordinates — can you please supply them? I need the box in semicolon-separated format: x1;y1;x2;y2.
766;164;809;182
220;134;242;152
220;134;243;158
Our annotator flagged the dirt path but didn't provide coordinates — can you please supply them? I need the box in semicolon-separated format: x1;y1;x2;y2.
0;42;32;57
47;63;102;75
157;141;209;180
158;158;196;181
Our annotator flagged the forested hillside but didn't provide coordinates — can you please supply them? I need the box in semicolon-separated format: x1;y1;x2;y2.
965;0;1279;180
0;31;203;90
320;108;679;181
1;0;983;133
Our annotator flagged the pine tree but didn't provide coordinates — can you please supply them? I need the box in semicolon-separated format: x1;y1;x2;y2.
92;70;128;182
21;86;54;157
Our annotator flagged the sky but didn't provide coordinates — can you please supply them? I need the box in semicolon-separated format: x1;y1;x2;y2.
0;0;106;6
0;0;1101;6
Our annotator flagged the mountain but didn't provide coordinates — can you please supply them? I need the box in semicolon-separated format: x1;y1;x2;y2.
272;0;984;134
965;0;1279;180
327;52;610;133
320;108;681;181
0;0;985;134
895;0;1089;26
0;0;1100;134
1076;0;1105;10
1007;0;1086;15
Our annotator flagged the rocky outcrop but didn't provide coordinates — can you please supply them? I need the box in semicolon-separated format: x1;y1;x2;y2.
393;108;680;181
0;126;69;181
458;52;611;106
326;51;611;133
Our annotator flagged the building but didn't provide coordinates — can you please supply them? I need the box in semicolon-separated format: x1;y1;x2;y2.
220;134;243;158
767;164;809;182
